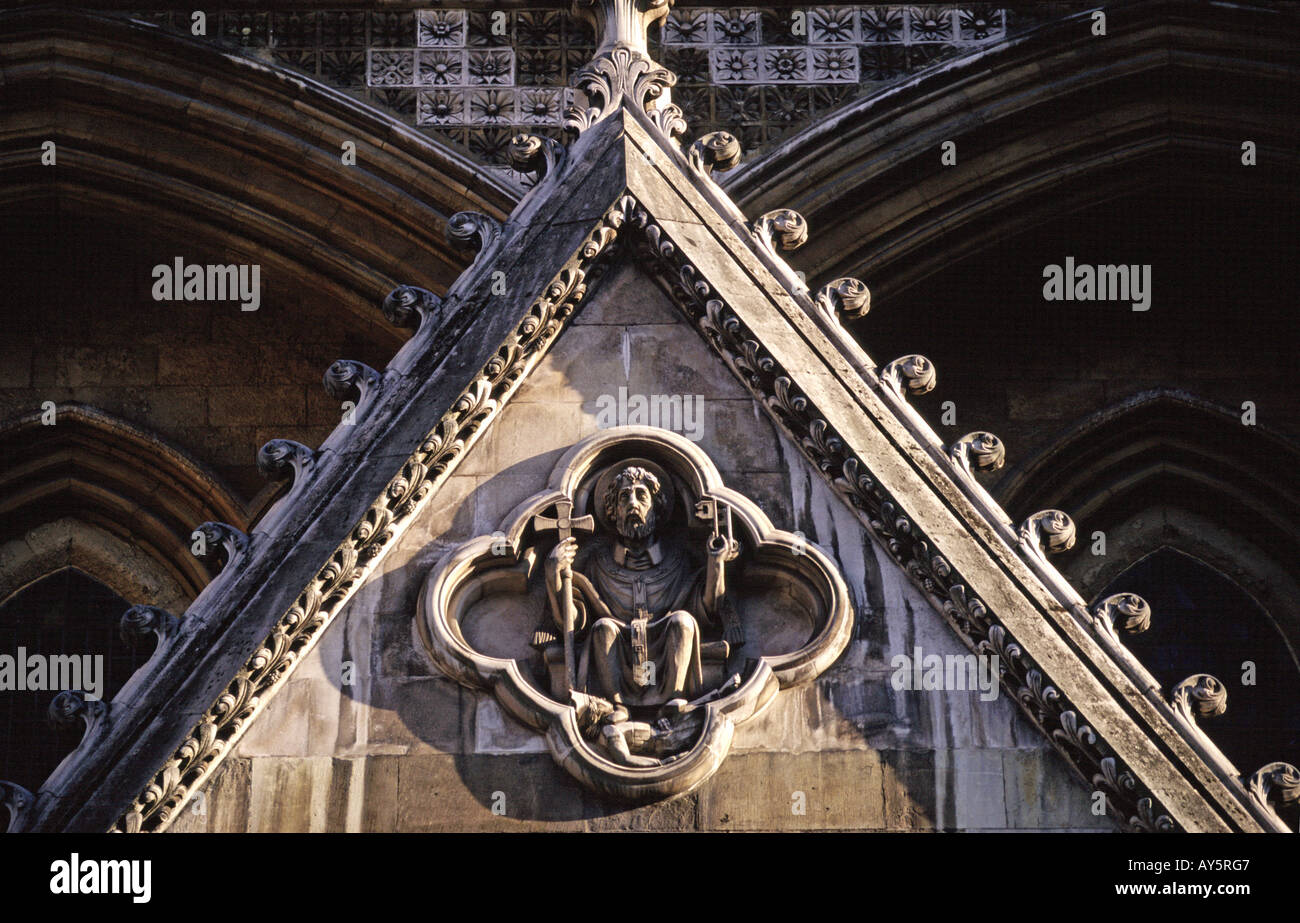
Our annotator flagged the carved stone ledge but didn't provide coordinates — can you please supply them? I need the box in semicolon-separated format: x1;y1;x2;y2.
879;354;937;397
0;781;34;833
978;623;1175;832
1092;593;1152;637
1171;673;1228;723
381;284;441;330
688;131;742;177
109;195;635;834
631;208;1186;828
949;431;1006;475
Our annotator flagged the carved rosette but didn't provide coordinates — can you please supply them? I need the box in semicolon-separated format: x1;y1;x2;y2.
416;427;854;801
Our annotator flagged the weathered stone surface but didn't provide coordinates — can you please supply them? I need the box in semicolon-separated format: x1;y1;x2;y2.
166;757;252;833
697;751;888;831
392;754;587;832
938;749;1008;831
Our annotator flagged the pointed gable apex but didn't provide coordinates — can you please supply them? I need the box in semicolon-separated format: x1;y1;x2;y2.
19;1;1292;834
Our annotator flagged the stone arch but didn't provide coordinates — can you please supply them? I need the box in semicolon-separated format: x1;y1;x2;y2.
0;403;247;610
726;0;1299;302
996;390;1300;662
0;567;151;794
0;6;518;328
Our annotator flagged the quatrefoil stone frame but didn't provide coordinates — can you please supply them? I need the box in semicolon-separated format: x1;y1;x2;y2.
415;426;855;801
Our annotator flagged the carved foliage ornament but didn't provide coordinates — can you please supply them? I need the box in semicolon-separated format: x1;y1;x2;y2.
564;1;686;139
416;427;854;800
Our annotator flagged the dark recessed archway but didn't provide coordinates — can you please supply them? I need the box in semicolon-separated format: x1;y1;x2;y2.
0;568;151;793
1096;548;1300;777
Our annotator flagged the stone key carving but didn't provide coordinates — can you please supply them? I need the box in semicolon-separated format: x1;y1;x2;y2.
416;427;854;800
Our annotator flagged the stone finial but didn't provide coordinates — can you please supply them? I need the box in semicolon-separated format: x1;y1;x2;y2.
1171;673;1227;721
752;208;808;253
323;359;382;410
688;131;742;176
880;354;937;397
257;439;318;486
381;284;440;329
1019;509;1076;556
508;132;567;182
446;211;503;256
255;440;322;536
120;604;181;649
949;431;1006;474
814;277;870;323
571;0;672;58
191;521;250;571
0;781;34;834
1247;761;1300;818
48;689;108;736
564;1;685;139
1092;593;1152;636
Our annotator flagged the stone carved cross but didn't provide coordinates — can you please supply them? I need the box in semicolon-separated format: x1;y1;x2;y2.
533;499;595;691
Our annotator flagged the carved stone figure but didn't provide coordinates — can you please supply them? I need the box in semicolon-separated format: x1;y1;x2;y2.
417;428;854;799
537;463;742;723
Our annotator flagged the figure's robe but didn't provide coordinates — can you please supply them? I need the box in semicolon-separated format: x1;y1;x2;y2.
560;539;715;707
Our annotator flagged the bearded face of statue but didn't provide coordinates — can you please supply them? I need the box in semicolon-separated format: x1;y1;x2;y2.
611;472;658;542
